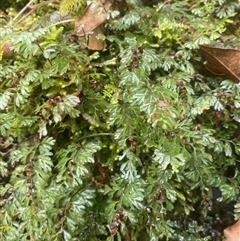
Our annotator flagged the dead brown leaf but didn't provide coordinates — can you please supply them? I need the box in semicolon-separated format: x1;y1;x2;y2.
158;100;169;108
87;25;106;50
223;219;240;241
74;0;109;36
200;45;240;82
74;0;127;50
151;113;157;123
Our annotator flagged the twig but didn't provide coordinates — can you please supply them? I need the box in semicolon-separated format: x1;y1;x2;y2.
28;0;58;9
53;18;75;26
13;0;58;26
156;0;172;12
11;0;35;23
14;7;36;25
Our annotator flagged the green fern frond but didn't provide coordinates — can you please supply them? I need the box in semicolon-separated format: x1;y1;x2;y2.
103;84;117;99
103;84;122;104
59;0;87;16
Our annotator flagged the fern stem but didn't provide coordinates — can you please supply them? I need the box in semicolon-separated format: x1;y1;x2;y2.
77;133;114;141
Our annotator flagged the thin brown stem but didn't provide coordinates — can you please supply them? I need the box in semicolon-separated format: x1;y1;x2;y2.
11;0;35;23
156;0;172;12
28;0;58;9
12;0;59;26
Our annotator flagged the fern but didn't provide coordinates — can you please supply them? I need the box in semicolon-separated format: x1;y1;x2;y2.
59;0;87;16
103;84;122;104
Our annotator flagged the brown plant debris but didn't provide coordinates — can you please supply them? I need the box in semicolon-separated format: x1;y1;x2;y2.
200;45;240;83
74;0;127;50
223;219;240;241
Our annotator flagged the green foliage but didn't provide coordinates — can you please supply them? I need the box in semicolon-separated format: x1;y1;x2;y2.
59;0;87;16
0;0;240;240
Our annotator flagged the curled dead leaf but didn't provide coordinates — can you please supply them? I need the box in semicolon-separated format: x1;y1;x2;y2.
200;45;240;83
87;25;106;51
75;0;110;36
74;0;127;50
223;219;240;241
